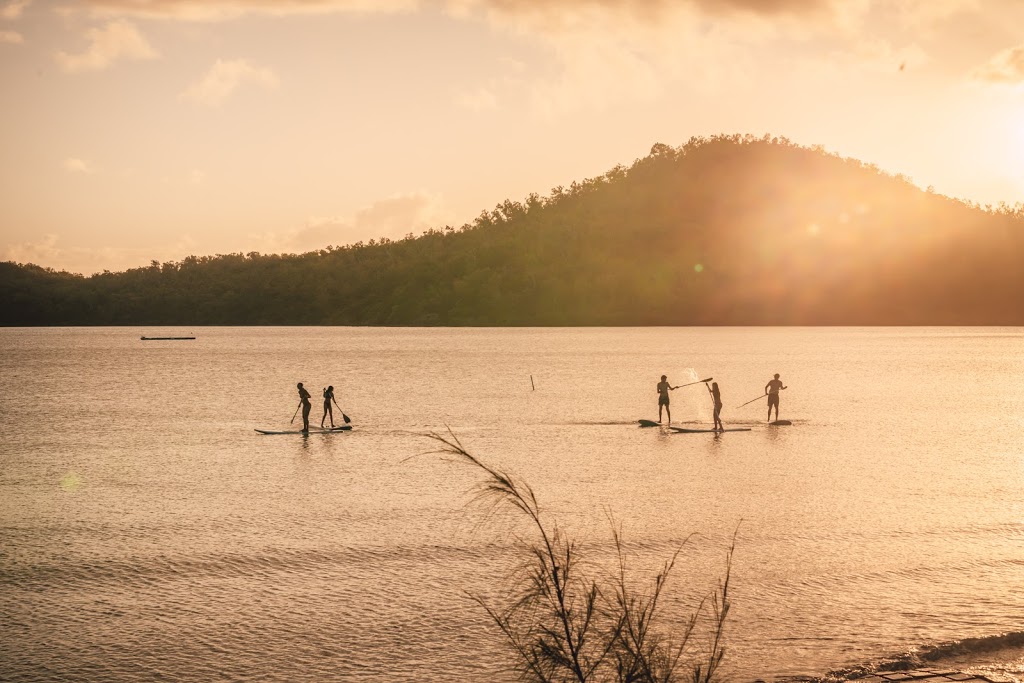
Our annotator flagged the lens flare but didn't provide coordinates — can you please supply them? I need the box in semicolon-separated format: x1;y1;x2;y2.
60;472;82;492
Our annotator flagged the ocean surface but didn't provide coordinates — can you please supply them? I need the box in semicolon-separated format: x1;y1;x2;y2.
1;327;1022;682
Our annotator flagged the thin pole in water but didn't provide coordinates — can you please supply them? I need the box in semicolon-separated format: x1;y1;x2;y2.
530;375;535;391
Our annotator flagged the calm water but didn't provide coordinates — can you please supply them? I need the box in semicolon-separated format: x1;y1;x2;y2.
1;327;1023;682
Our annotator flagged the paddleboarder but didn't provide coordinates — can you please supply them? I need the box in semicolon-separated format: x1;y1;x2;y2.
297;382;312;433
764;373;787;423
710;381;724;431
321;385;341;429
657;375;679;424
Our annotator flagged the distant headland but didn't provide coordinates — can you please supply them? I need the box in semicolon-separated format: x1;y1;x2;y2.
3;134;1022;326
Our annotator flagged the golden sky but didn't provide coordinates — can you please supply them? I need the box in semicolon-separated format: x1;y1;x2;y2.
1;0;1022;274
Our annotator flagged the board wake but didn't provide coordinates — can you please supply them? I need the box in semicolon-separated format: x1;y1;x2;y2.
255;425;352;435
670;427;751;434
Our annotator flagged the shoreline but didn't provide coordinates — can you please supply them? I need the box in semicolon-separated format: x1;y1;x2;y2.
795;667;1022;683
782;638;1024;683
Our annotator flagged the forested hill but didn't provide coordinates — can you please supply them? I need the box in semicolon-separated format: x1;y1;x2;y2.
4;134;1024;326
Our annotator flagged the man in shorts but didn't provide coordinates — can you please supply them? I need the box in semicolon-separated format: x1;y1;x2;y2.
657;375;678;424
764;373;787;423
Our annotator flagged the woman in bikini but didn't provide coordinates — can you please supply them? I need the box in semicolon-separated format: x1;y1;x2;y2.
321;385;341;429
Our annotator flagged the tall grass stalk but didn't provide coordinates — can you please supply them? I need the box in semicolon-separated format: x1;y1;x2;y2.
426;429;736;683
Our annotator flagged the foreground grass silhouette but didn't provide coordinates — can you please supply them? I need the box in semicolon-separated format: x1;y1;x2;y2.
427;430;736;683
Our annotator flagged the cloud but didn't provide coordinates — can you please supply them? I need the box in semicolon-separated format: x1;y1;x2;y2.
840;38;929;74
526;32;664;119
892;0;979;26
70;0;415;21
55;20;157;73
3;233;199;275
1;0;32;21
441;0;892;119
5;233;61;266
973;45;1024;85
251;191;447;254
450;0;861;33
181;59;279;107
62;0;983;29
688;0;832;16
0;29;22;42
453;0;977;31
67;0;860;24
351;192;446;235
63;157;95;173
443;4;746;118
444;0;988;118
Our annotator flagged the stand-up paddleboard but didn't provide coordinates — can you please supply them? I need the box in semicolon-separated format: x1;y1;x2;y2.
769;420;792;426
255;425;352;435
670;427;751;434
141;336;195;340
638;419;661;427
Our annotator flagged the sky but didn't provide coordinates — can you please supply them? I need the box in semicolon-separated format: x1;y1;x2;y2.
1;0;1023;275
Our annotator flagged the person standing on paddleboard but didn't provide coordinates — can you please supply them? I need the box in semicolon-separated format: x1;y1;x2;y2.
297;382;312;433
321;385;341;429
764;373;787;423
657;375;679;424
711;381;724;431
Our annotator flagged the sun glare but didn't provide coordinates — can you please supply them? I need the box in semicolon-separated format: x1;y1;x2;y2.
1011;119;1024;180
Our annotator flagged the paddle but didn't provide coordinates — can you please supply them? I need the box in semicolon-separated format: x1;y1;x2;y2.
676;377;713;389
330;390;351;424
290;402;302;424
736;394;766;409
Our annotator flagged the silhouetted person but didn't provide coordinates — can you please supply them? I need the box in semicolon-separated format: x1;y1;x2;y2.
657;375;678;424
710;381;724;431
297;382;312;433
764;373;787;423
321;385;341;429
